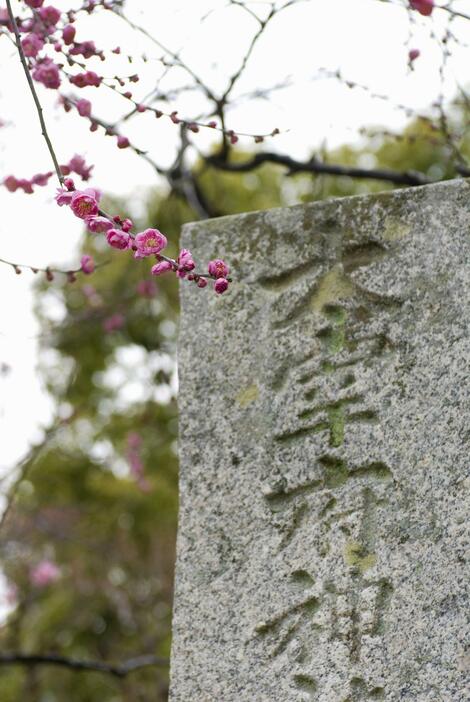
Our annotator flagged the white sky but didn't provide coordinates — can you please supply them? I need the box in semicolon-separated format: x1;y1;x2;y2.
0;0;469;492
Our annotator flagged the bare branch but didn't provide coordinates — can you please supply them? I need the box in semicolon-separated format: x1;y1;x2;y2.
5;0;63;185
206;151;432;186
112;7;217;102
0;653;169;678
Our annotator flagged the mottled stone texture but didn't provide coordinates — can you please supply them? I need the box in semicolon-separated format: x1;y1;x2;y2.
170;180;469;702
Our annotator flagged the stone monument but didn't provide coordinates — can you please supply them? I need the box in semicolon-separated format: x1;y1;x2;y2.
170;179;469;701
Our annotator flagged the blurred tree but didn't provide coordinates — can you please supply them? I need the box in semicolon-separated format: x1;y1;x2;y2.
0;106;469;701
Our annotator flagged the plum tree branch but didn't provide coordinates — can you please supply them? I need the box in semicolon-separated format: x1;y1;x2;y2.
5;0;64;186
206;151;433;186
0;653;169;678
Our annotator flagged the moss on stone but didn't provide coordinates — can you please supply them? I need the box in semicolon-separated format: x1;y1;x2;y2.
343;540;377;573
236;383;259;407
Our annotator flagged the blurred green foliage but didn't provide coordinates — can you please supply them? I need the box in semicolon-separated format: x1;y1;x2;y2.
0;111;468;701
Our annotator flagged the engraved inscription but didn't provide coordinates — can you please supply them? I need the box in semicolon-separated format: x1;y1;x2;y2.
255;248;398;700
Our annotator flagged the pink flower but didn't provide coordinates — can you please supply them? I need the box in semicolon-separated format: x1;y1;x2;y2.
151;260;172;276
208;258;229;278
62;24;76;45
85;215;112;233
408;49;420;62
0;9;12;30
38;5;61;25
76;98;91;117
137;279;157;297
197;277;208;288
134;228;167;256
4;176;19;193
178;248;195;271
70;189;99;219
30;560;61;588
21;33;44;58
25;0;44;8
55;187;74;206
82;284;102;306
214;277;229;294
32;59;60;89
68;154;93;180
31;171;52;186
409;0;434;15
103;313;124;333
117;135;130;149
81;254;95;274
70;71;102;88
106;228;131;250
18;179;34;194
70;41;97;59
127;432;142;450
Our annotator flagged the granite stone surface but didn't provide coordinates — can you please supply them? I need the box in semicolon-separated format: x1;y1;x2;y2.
170;180;470;701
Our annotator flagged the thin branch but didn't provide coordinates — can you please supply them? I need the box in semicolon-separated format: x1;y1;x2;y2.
221;3;276;102
112;7;217;102
440;3;470;22
206;151;432;186
0;256;107;278
5;0;63;185
0;653;169;678
0;422;63;532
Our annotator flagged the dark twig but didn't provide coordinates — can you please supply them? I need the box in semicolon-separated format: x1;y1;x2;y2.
5;0;64;185
0;653;169;678
0;256;108;278
206;151;432;186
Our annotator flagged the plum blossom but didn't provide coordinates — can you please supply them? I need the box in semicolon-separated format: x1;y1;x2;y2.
32;59;61;89
38;5;62;26
134;229;167;257
76;98;92;117
103;313;124;333
70;40;99;59
55;187;74;206
4;172;52;193
70;71;102;88
208;258;229;278
31;172;52;186
151;260;172;276
68;154;93;181
106;228;131;250
178;248;195;271
117;135;130;149
409;0;434;15
137;279;157;297
30;560;61;587
70;188;100;219
408;49;420;62
81;254;95;274
82;284;101;304
85;215;113;233
126;433;150;490
62;24;76;44
21;33;44;58
25;0;45;7
214;277;229;294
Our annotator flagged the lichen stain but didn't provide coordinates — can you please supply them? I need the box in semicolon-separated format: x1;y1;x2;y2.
343;540;377;573
236;383;259;407
310;265;355;313
382;218;411;241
